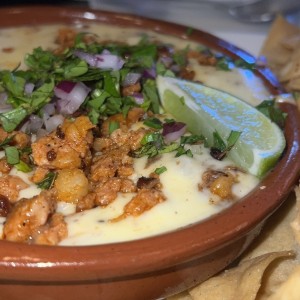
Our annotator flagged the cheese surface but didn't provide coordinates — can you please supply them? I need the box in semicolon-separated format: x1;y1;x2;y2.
0;23;268;246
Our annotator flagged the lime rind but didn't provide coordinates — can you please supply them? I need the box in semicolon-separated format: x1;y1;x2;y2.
156;75;286;177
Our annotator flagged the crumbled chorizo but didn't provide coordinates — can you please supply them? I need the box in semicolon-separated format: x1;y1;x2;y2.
31;116;94;170
34;213;68;245
0;194;11;217
0;175;29;203
90;146;133;181
187;50;217;66
0;157;12;174
3;190;57;243
199;169;237;200
112;189;166;221
121;82;141;96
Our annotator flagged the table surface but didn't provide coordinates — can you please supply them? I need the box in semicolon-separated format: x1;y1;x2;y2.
1;0;300;56
88;0;300;57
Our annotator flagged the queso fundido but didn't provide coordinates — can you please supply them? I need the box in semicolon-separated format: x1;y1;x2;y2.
0;24;284;246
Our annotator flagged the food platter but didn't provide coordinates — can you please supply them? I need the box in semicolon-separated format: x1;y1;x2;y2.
0;5;299;300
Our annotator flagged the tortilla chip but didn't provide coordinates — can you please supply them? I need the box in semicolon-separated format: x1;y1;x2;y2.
268;266;300;300
291;186;300;245
260;15;300;91
260;15;300;70
189;252;292;300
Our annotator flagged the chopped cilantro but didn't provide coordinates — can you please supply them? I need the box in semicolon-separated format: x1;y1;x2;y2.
36;172;57;190
154;166;167;175
256;100;286;128
216;57;231;71
0;135;14;149
4;146;20;165
15;160;32;173
234;59;256;71
143;117;163;129
210;130;241;160
108;121;120;134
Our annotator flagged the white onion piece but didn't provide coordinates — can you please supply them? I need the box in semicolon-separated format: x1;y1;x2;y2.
74;50;124;71
122;73;141;87
24;83;35;95
162;122;187;143
0;92;12;113
54;81;90;115
43;103;56;116
44;114;64;132
36;128;48;139
29;114;44;132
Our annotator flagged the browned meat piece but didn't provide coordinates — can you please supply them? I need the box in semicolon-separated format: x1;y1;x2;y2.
0;175;29;203
3;190;57;243
11;131;30;149
187;50;218;66
94;178;122;207
121;82;141;96
76;192;96;212
0;127;8;142
0;157;12;174
0;195;11;217
90;146;133;181
53;28;77;54
136;176;161;190
30;167;49;183
101;108;146;137
179;67;195;81
94;177;136;207
31;116;94;170
199;169;237;200
34;213;68;245
0;128;30;149
112;189;166;221
76;178;136;212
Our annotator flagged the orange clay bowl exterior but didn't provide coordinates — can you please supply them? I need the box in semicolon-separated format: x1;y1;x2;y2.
0;5;299;300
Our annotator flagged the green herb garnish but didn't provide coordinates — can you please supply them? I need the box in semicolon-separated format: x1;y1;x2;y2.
154;166;167;175
36;172;57;190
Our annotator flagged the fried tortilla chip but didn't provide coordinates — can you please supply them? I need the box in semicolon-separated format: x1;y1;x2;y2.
188;251;292;300
260;15;300;91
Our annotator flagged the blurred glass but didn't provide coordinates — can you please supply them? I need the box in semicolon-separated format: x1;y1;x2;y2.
88;0;300;23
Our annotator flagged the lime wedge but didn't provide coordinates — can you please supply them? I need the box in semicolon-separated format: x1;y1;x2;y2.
156;75;286;178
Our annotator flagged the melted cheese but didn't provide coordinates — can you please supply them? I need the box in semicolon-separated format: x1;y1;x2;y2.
61;148;258;246
0;23;267;245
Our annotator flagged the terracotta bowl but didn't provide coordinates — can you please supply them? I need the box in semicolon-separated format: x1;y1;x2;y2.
0;5;299;300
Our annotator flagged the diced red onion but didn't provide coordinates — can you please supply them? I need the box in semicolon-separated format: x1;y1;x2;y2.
44;114;64;132
55;81;77;97
159;56;173;68
162;122;187;143
122;73;141;87
74;49;125;71
24;82;35;95
131;93;144;105
143;67;156;79
54;81;90;115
